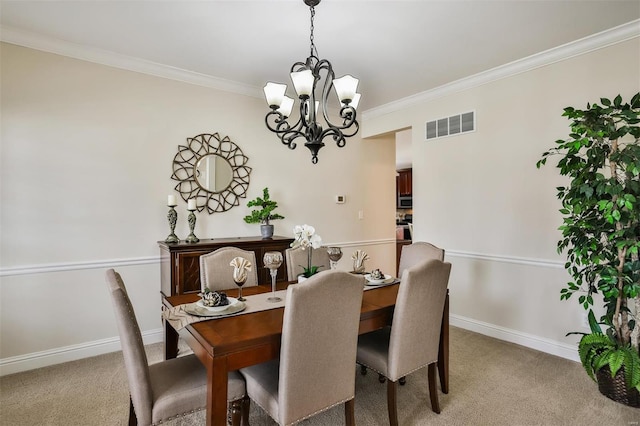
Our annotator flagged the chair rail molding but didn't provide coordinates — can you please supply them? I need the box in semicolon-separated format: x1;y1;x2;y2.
446;249;565;269
0;256;161;277
0;243;566;278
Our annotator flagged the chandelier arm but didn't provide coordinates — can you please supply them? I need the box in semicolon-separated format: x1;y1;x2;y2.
316;59;335;126
317;126;347;148
265;110;307;150
337;120;359;139
320;106;358;133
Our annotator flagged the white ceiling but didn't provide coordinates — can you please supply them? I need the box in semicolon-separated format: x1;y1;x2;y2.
1;1;639;112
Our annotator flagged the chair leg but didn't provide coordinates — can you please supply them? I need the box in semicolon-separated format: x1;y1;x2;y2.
128;397;137;426
241;395;251;426
387;379;399;426
378;373;386;383
229;398;242;426
360;364;368;375
428;363;441;414
399;376;406;386
344;398;355;426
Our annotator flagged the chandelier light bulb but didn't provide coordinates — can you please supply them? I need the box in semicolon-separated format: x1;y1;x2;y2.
343;93;361;110
333;75;359;103
291;69;314;98
304;100;320;122
263;82;287;108
277;96;295;118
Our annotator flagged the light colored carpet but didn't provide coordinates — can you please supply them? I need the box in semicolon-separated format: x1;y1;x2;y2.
1;327;639;425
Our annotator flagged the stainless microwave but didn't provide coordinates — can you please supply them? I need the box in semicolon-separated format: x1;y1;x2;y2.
398;195;412;209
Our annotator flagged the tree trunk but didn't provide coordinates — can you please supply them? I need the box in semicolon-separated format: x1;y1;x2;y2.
609;138;630;345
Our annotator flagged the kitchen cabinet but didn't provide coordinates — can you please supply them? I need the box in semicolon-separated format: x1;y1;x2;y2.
397;168;412;196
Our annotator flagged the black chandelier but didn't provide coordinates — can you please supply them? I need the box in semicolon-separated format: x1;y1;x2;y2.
263;0;361;164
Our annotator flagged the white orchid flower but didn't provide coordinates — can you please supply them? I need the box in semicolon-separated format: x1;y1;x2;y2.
289;224;324;277
290;224;322;251
310;234;322;249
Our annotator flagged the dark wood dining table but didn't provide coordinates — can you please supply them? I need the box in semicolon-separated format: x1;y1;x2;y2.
163;281;449;426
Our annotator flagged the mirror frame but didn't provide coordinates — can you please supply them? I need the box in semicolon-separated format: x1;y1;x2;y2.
171;133;252;213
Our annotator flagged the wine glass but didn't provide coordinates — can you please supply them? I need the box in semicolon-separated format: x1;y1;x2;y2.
263;251;283;302
232;270;248;302
327;247;343;270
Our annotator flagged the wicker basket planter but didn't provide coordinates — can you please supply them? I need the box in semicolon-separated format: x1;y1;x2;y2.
596;366;640;408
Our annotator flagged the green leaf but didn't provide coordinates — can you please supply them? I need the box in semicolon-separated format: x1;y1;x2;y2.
625;348;640;389
614;95;622;107
609;350;625;377
588;310;602;333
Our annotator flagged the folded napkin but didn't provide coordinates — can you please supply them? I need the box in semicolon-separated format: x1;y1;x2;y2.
230;256;252;283
351;250;369;273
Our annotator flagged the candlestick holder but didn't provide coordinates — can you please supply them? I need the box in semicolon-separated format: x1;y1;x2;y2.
165;206;179;243
185;209;199;243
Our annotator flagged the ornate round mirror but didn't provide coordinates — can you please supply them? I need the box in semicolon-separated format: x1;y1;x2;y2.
171;133;251;213
194;154;233;193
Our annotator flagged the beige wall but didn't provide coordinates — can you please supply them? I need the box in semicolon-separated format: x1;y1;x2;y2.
4;35;638;374
0;43;396;371
362;38;640;359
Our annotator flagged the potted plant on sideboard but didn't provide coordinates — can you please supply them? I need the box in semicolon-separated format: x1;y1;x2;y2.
537;93;640;406
243;187;285;239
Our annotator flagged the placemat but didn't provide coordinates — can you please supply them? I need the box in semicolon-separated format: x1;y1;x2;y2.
164;278;400;331
163;289;287;331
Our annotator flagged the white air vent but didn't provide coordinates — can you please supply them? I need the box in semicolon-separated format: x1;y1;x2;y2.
425;111;475;140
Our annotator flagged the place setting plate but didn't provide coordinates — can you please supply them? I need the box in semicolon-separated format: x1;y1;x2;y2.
364;273;396;286
185;297;246;317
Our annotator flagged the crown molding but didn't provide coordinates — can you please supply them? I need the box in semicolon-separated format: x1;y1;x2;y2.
0;25;263;99
362;19;640;120
3;19;637;118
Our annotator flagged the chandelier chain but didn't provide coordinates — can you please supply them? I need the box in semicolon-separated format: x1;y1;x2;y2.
309;6;318;58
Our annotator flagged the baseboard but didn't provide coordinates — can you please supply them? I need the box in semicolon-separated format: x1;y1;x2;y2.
0;327;164;376
450;314;580;362
1;316;580;376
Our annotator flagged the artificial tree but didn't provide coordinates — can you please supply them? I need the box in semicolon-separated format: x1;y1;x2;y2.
243;187;284;238
537;93;640;401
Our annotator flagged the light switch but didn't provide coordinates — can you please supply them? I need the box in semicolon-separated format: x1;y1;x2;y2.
335;195;346;204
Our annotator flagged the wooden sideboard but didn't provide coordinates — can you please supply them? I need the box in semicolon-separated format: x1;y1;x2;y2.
158;236;294;297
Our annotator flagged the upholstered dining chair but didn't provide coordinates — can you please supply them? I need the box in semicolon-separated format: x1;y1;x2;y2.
284;246;331;281
105;269;247;426
200;247;259;291
398;241;445;278
356;259;451;426
363;241;446;384
239;270;364;426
